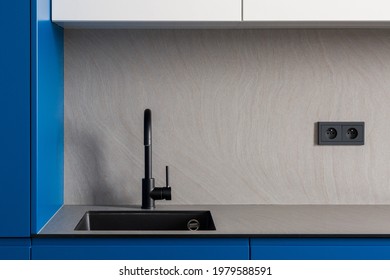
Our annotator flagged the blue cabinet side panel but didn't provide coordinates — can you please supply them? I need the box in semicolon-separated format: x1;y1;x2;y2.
32;238;249;260
31;0;64;233
0;0;31;237
0;239;31;260
251;238;390;260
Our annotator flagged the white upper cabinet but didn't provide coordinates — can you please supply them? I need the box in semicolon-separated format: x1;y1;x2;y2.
52;0;390;27
52;0;241;23
244;0;390;21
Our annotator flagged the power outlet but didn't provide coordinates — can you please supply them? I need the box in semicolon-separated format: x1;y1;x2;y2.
318;122;364;145
319;124;342;142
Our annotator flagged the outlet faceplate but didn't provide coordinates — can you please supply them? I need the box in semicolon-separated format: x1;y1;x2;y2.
318;122;364;145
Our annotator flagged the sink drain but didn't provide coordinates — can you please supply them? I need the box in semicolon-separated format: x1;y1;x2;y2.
187;219;200;231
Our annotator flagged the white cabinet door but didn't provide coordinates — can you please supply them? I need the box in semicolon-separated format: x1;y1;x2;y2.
244;0;390;21
52;0;241;22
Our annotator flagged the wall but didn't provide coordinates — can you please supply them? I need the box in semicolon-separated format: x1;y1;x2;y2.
65;29;390;205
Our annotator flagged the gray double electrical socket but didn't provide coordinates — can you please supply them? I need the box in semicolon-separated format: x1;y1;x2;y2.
318;122;364;145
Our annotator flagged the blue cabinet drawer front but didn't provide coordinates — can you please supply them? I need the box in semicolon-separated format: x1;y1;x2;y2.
32;238;249;260
251;238;390;260
0;239;31;260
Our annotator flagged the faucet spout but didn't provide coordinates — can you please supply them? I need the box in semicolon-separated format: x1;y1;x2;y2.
144;109;152;179
141;109;171;209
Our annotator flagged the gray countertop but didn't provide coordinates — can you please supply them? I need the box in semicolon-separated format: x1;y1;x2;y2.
38;205;390;236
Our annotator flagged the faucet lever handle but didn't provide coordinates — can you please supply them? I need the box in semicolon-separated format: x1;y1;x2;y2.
165;166;170;188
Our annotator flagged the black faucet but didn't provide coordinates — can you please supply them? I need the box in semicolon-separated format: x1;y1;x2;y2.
142;109;171;209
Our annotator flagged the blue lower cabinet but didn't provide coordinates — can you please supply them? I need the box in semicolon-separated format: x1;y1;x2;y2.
32;238;249;260
0;239;31;260
251;238;390;260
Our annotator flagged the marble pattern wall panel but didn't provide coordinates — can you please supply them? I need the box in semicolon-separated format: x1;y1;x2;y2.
64;29;390;205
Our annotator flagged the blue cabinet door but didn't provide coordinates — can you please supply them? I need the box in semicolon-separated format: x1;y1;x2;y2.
251;238;390;260
0;239;30;260
32;238;249;260
0;1;30;236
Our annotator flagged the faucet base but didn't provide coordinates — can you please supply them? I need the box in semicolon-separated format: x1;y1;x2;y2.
141;178;155;209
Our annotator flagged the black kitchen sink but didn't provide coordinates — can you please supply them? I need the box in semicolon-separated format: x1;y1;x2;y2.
74;210;216;231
